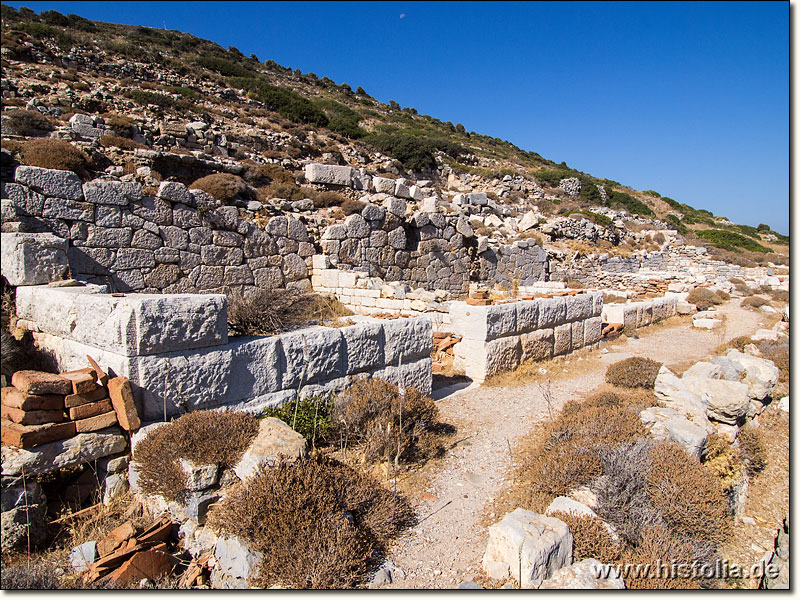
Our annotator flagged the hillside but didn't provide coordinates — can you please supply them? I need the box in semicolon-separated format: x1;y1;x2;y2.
0;4;788;268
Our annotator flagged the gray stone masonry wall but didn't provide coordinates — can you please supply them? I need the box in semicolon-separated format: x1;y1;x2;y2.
448;292;603;382
17;285;433;421
601;295;678;332
1;167;314;295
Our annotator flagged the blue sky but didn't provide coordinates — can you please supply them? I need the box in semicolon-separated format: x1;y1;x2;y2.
8;1;789;233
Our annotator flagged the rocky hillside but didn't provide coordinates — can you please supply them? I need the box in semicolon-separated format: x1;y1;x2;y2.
0;4;788;269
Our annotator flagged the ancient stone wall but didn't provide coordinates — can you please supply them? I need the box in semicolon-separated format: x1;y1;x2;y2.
1;167;314;295
16;284;433;421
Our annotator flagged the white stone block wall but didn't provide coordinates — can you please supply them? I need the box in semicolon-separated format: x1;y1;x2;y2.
449;292;603;382
19;285;434;421
601;295;678;332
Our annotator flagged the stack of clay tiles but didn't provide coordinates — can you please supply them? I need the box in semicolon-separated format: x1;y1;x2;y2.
1;357;141;449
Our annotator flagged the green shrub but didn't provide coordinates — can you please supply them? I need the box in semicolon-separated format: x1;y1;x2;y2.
263;396;335;446
128;89;177;108
363;132;463;171
314;99;365;138
167;85;201;100
695;229;770;253
665;214;687;234
227;76;328;126
196;55;255;77
605;357;662;389
642;190;661;198
14;21;74;49
570;210;612;227
606;190;655;217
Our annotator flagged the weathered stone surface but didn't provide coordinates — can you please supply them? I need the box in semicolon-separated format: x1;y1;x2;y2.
130;196;173;226
683;362;723;379
653;366;715;432
545;496;598;519
1;427;127;476
202;245;243;266
387;226;406;250
345;214;370;238
565;294;592;322
640;406;708;458
485;336;521;377
227;336;282;401
553;323;572;356
382;317;433;364
180;458;219;491
83;181;142;206
538;297;567;328
1;232;68;285
280;327;344;387
514;300;539;334
539;559;625;590
341;321;383;374
1;502;47;553
304;163;355;187
584;316;602;345
1;182;45;216
157;181;193;205
724;350;779;401
69;540;97;573
521;328;554;362
213;535;265;587
233;418;306;481
682;376;750;424
369;357;433;395
15;166;83;200
483;509;572;588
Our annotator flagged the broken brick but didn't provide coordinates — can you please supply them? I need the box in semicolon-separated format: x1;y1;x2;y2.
11;370;71;395
64;387;108;409
69;398;113;421
98;521;136;557
1;387;64;411
86;356;109;386
60;369;99;395
74;411;118;433
1;404;65;425
109;547;172;586
107;377;141;431
1;419;76;448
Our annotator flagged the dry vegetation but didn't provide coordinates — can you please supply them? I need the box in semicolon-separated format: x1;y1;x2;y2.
132;410;259;500
604;356;662;388
686;287;728;311
19;138;90;177
189;173;253;203
208;454;415;589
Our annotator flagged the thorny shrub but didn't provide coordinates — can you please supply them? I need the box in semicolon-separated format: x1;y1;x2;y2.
604;357;662;389
686;287;726;311
4;109;55;136
646;441;732;546
20;139;90;177
702;434;744;491
207;455;415;589
548;511;622;564
333;378;450;464
756;338;788;384
227;288;352;336
132;410;259;501
736;424;768;476
621;526;709;589
189;173;253;203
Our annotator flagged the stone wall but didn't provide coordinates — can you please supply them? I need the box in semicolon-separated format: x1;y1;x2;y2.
16;284;433;421
1;167;314;295
601;295;678;332
448;292;603;382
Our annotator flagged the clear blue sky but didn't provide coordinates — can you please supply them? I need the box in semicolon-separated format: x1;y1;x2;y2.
8;1;789;233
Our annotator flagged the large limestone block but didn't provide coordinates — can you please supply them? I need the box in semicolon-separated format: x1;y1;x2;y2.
682;376;750;425
341;321;384;374
545;497;597;519
16;286;227;356
588;291;603;317
83;181;142;206
279;327;344;388
584;317;602;345
602;304;626;325
369;357;433;396
485;336;522;377
132;347;233;420
539;559;625;590
382;316;433;364
553;323;572;356
639;406;708;458
521;328;554;362
304;163;355;187
538;297;567;328
227;336;283;402
373;176;396;194
565;294;592;322
724;350;779;401
486;303;517;339
1;232;68;285
452;339;489;383
683;362;723;379
483;509;572;588
1;428;127;476
570;320;585;349
220;390;296;415
653;366;715;433
232;418;306;480
15;166;83;200
514;300;539;334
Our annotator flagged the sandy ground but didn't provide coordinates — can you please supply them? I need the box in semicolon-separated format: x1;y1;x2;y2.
383;298;782;588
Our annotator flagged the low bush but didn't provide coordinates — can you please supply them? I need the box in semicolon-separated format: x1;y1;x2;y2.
686;287;726;311
696;229;770;253
767;289;789;303
549;511;622;564
605;357;662;389
196;55;255;78
646;441;732;546
128;89;178;109
333;378;449;464
4;109;55;136
341;198;366;216
741;296;768;310
20;139;90;177
189;173;252;203
242;162;296;185
99;135;146;150
208;455;415;588
102;113;136;137
756;338;788;384
363;131;464;171
227;288;352;336
621;526;707;589
606;190;655;217
262;396;335;447
737;424;768;475
702;434;744;491
565;279;584;289
227;76;329;126
312;191;348;209
132;410;260;501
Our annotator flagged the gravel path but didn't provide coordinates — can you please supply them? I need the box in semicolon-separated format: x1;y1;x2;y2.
384;299;768;589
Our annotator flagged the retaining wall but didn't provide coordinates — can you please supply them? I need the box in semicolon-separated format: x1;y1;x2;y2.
448;292;603;382
601;295;679;332
16;285;433;421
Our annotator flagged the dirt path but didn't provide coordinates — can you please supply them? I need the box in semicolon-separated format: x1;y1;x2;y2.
384;299;770;588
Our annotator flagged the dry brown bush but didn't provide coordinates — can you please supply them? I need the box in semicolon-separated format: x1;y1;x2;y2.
227;289;352;335
621;526;705;589
565;279;584;289
602;293;628;304
702;434;744;491
208;455;415;588
549;511;622;564
605;356;662;389
756;338;788;384
132;410;259;501
21;139;90;177
736;424;768;475
340;198;366;215
686;287;726;311
333;378;450;464
646;441;732;546
767;289;789;303
101;113;136;137
312;191;348;209
4;109;55;136
719;335;751;353
741;296;768;310
189;173;252;203
242;162;296;185
99;135;146;150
